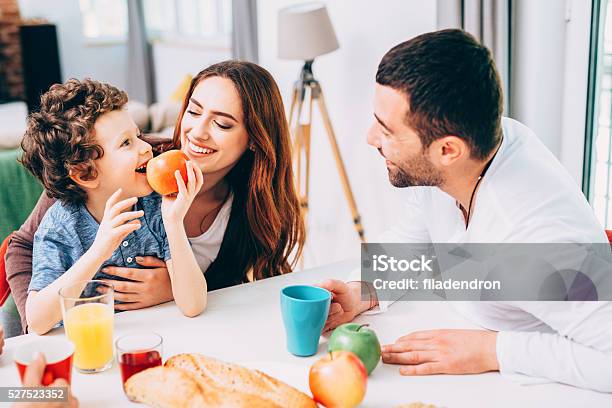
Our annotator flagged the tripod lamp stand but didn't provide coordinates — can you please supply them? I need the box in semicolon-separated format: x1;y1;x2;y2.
278;3;365;242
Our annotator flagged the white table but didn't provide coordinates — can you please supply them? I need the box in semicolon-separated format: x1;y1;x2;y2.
1;259;611;408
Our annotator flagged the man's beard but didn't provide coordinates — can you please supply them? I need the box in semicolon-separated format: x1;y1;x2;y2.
387;151;443;188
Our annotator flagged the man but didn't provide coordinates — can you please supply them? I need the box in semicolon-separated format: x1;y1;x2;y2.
319;29;612;392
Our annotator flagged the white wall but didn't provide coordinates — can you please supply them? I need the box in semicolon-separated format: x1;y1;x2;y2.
511;0;567;158
17;0;129;91
511;0;593;184
258;0;437;267
152;41;230;102
560;0;593;184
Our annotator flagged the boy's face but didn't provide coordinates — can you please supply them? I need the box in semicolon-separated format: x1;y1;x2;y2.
90;108;153;198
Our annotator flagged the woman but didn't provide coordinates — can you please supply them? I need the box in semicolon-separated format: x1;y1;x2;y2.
6;61;305;332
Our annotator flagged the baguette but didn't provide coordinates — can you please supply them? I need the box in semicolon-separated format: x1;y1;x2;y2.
125;366;273;408
166;353;317;408
124;366;209;408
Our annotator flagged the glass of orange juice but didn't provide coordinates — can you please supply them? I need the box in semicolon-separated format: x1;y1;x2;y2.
60;280;114;373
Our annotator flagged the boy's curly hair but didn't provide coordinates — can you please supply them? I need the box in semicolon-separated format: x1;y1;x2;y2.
20;78;128;205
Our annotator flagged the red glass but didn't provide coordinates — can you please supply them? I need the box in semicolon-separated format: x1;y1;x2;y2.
116;333;163;394
14;338;75;386
16;354;73;386
119;350;162;385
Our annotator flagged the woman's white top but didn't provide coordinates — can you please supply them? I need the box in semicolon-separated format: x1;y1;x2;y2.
188;194;233;273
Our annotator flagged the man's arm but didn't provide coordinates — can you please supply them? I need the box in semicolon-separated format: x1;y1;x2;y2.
5;192;55;334
496;302;612;392
380;302;612;390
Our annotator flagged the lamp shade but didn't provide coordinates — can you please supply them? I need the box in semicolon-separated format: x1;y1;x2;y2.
278;2;339;61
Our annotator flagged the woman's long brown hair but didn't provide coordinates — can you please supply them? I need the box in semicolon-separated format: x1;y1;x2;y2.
171;61;305;287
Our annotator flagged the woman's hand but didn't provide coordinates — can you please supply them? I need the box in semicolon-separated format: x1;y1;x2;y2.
14;353;79;407
161;162;203;224
381;329;499;375
98;256;173;311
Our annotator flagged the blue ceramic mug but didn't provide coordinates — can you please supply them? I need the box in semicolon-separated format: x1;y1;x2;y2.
280;285;331;357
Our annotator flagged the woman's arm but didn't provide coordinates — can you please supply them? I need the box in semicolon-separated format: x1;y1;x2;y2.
5;192;55;333
161;162;206;317
165;224;207;317
98;256;174;310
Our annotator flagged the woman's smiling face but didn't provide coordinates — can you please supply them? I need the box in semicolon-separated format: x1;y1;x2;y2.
179;76;249;175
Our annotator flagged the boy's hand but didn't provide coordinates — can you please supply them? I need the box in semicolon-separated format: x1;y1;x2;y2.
161;161;203;224
91;189;143;260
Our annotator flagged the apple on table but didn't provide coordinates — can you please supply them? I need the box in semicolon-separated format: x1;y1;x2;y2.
328;323;381;375
309;350;367;408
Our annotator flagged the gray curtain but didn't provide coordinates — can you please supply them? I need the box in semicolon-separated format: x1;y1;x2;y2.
231;0;258;62
127;0;155;104
437;0;513;114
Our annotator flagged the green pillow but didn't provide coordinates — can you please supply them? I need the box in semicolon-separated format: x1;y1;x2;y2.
0;148;43;240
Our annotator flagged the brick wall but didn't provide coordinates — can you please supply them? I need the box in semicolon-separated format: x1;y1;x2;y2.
0;0;24;101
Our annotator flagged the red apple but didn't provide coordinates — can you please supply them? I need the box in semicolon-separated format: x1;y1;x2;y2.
309;350;367;408
146;150;189;196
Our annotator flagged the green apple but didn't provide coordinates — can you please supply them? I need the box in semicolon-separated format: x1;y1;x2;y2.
328;323;381;375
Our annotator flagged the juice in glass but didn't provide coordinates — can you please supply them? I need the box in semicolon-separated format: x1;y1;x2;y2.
116;333;163;395
119;350;162;384
60;280;114;373
64;303;114;371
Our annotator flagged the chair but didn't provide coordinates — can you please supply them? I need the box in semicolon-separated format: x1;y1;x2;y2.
0;233;13;306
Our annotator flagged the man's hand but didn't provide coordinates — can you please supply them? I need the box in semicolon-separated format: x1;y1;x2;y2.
98;256;173;311
316;280;374;332
14;353;79;407
381;329;499;375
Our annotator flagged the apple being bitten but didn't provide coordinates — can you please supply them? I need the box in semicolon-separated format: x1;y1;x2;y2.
146;150;189;195
328;323;381;375
309;350;367;408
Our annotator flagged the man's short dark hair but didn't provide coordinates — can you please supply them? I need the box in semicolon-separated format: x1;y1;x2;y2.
20;78;128;205
376;29;503;160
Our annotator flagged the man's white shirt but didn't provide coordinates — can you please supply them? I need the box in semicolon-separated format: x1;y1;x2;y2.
363;117;612;392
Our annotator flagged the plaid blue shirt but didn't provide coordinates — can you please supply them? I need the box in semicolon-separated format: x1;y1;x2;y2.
29;193;171;294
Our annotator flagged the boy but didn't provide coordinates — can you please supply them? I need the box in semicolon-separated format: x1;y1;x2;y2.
20;78;206;334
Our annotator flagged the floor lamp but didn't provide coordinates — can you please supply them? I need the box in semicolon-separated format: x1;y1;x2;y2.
278;3;365;242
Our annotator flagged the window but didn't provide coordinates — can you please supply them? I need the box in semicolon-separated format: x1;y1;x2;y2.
585;0;612;228
144;0;232;47
78;0;128;43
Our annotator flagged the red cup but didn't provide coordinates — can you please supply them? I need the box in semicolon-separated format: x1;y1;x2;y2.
14;337;75;386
